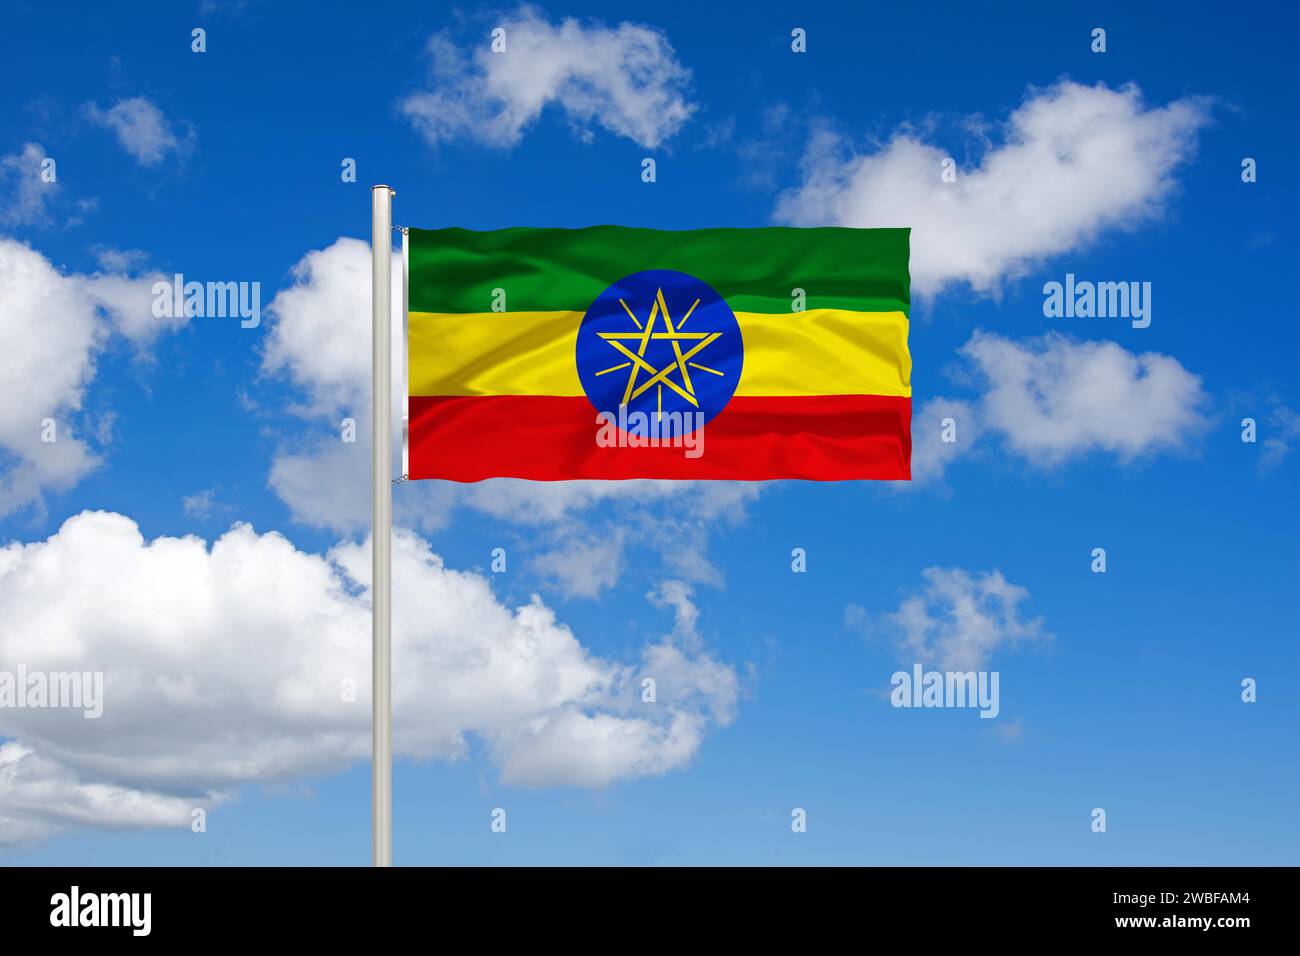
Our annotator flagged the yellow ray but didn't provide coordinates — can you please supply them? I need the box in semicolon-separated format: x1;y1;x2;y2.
678;298;701;327
618;298;643;330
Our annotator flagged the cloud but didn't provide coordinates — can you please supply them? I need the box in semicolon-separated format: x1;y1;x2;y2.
849;567;1048;671
907;396;979;487
0;742;197;845
990;717;1025;743
85;96;194;167
963;332;1210;463
261;237;398;417
1259;404;1300;470
79;269;187;346
530;531;625;599
775;80;1212;296
649;580;700;643
488;577;741;787
907;332;1209;486
0;510;740;845
259;235;460;534
180;488;233;520
0;238;184;518
401;5;695;149
0;144;58;227
91;246;150;273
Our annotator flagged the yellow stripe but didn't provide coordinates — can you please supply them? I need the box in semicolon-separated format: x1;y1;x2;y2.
408;309;910;398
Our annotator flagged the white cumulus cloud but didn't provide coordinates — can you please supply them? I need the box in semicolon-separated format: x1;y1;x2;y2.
963;331;1209;464
530;531;626;599
1258;403;1300;471
775;80;1212;296
907;331;1209;487
85;96;194;167
0;143;58;227
849;567;1048;671
401;5;695;149
0;238;183;518
0;510;740;845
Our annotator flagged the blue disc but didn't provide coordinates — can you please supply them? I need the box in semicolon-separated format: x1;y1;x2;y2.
575;269;743;438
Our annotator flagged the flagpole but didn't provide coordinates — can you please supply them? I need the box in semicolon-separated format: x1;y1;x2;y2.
371;184;394;867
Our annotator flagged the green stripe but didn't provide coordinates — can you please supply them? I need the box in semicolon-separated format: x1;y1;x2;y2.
408;226;909;316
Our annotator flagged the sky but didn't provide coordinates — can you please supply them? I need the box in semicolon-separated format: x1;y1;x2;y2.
1;0;1297;865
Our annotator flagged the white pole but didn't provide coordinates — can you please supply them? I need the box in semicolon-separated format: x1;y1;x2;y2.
371;184;394;867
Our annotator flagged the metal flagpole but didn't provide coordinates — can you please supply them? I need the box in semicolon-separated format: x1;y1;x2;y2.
371;185;394;867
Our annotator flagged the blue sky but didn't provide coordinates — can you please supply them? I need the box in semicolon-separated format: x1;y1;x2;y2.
1;0;1297;864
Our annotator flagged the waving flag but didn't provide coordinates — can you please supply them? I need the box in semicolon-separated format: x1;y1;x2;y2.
405;226;911;481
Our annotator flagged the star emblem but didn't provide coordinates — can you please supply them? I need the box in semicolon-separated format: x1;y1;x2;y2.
593;287;726;416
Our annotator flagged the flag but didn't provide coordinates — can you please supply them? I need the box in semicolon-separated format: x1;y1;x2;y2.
406;226;911;481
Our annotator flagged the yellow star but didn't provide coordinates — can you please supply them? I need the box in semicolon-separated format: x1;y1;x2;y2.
593;288;723;412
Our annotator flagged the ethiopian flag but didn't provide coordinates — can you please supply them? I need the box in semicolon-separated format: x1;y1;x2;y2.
406;226;911;481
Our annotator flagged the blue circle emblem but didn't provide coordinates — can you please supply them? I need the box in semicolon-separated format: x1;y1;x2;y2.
575;270;743;438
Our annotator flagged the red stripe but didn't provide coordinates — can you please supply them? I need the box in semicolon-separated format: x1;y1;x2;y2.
409;395;910;481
